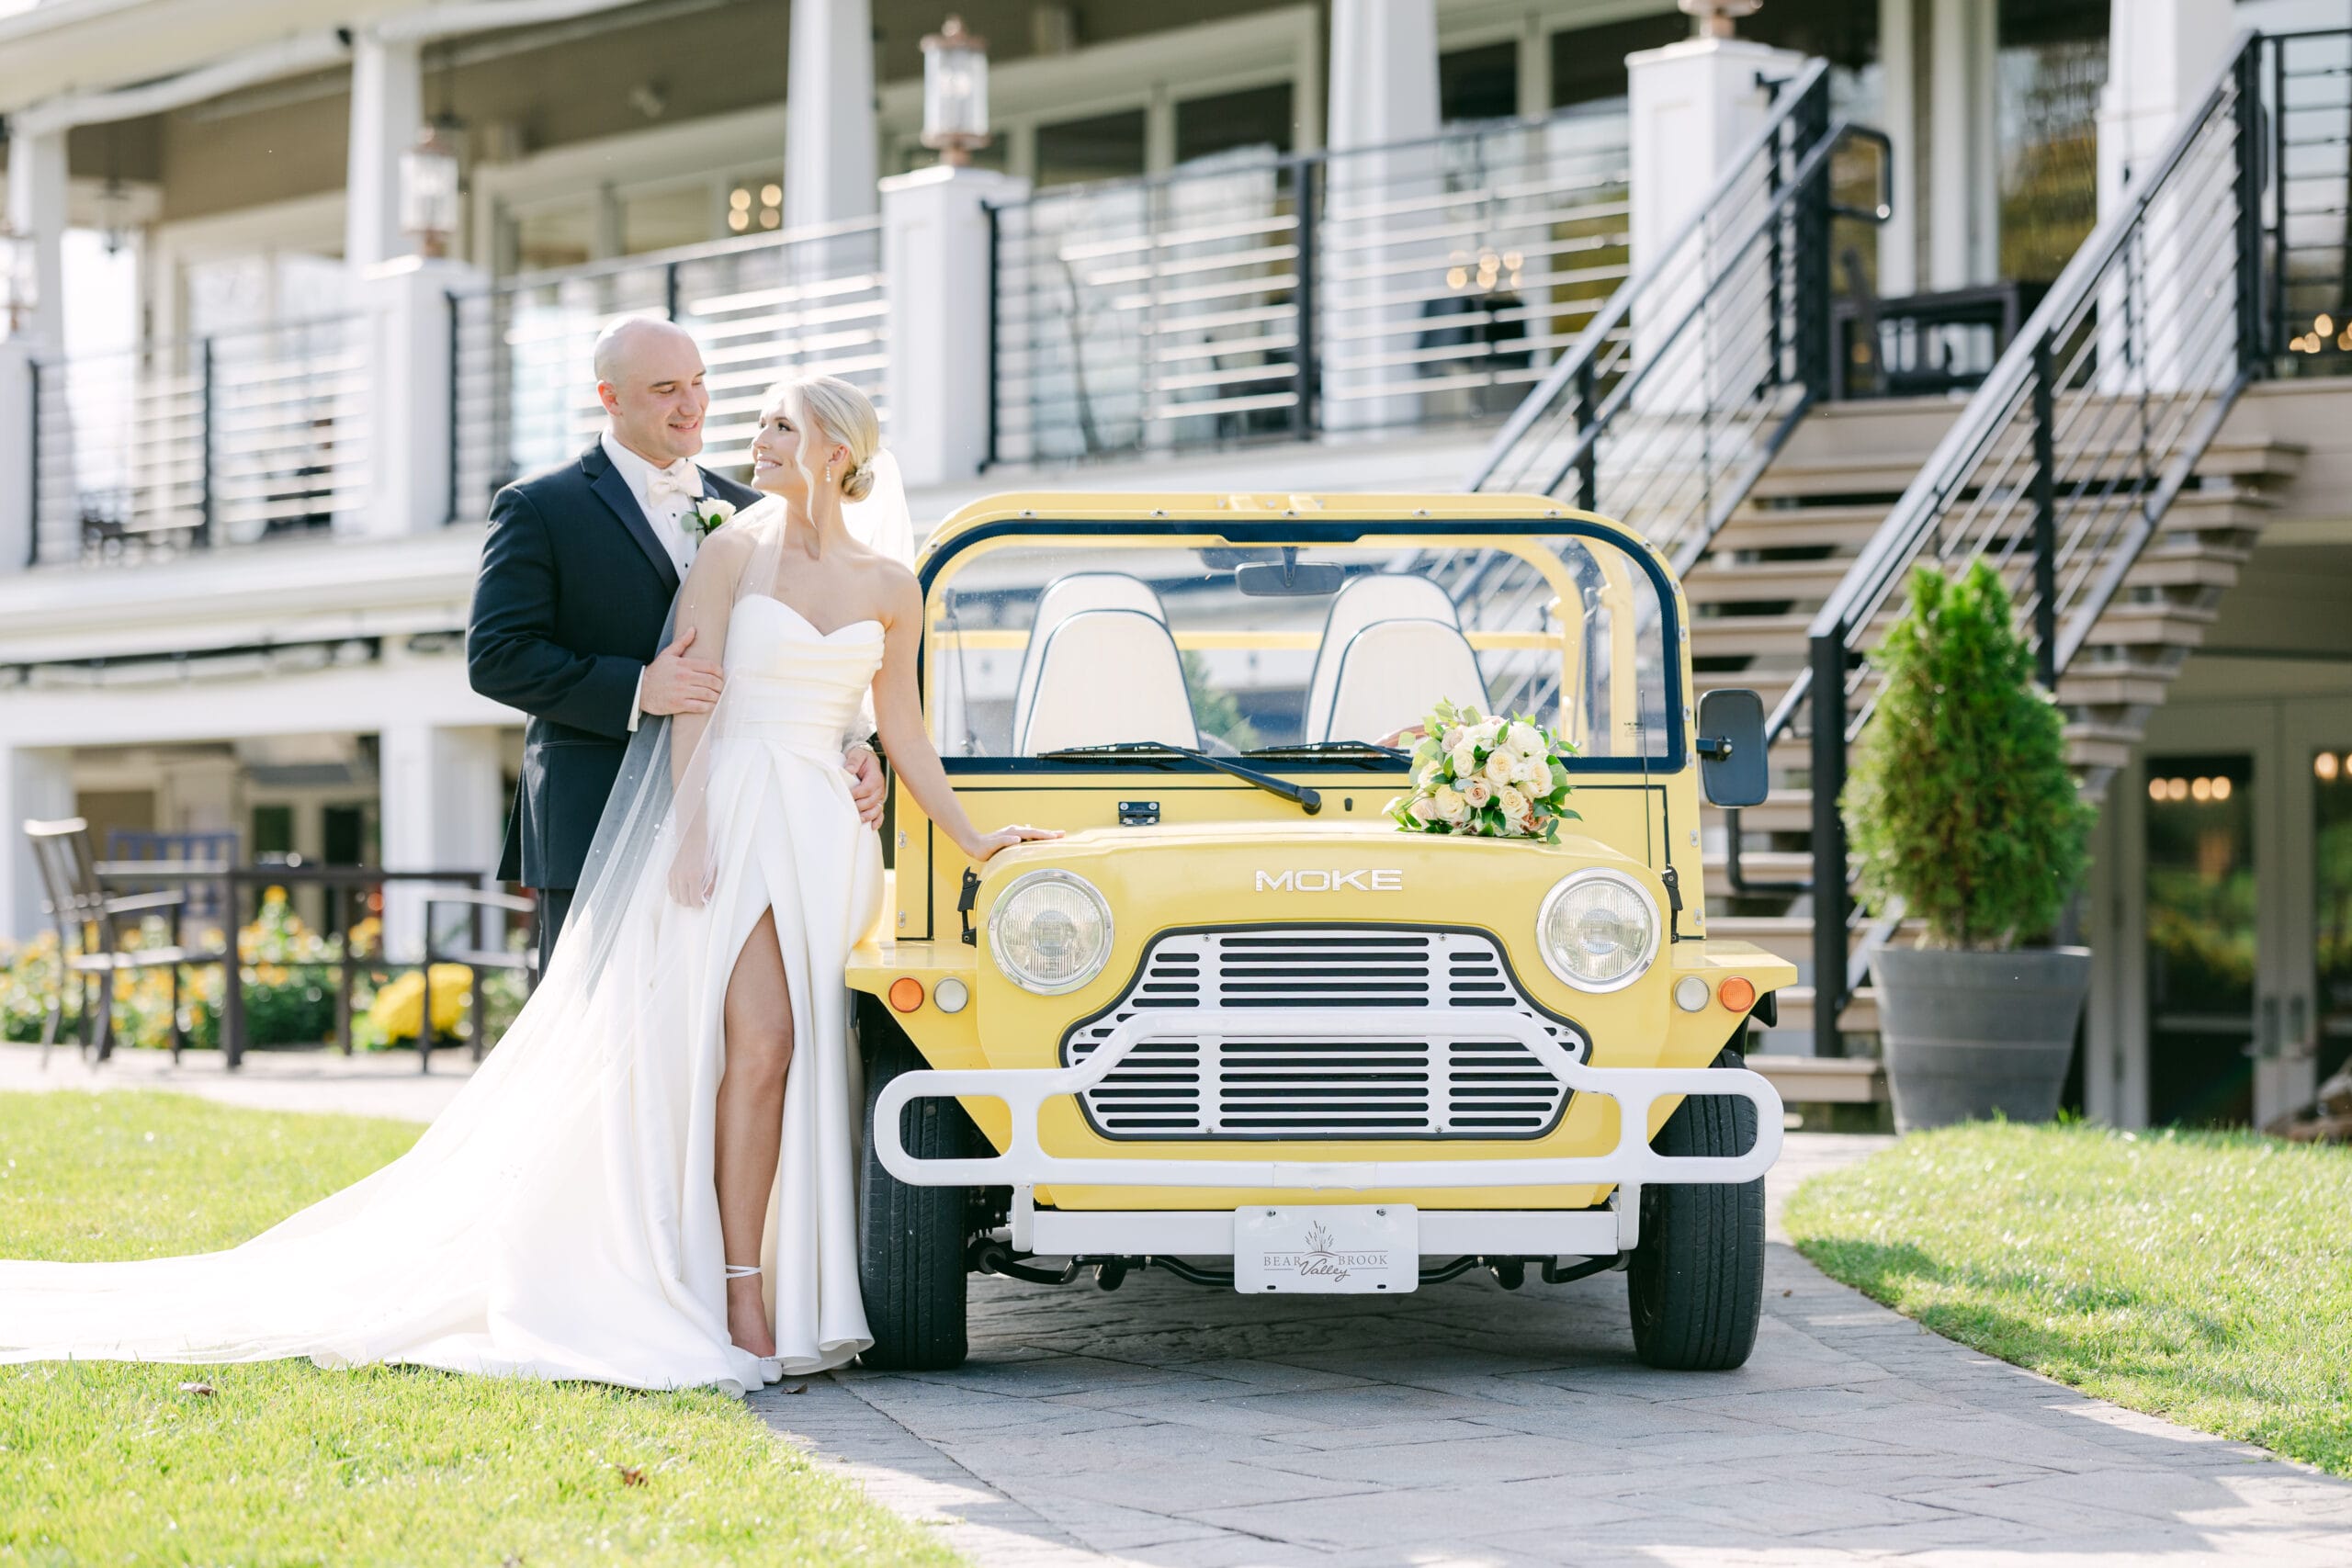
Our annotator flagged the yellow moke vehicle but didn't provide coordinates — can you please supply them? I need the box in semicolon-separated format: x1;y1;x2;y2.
846;491;1793;1373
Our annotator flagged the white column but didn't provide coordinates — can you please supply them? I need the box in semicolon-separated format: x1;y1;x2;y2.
1624;37;1806;412
2099;0;2233;213
1876;0;1919;298
5;129;68;577
358;255;487;537
2098;0;2233;393
1321;0;1442;431
880;164;1028;491
1;747;75;943
345;30;424;273
0;339;32;573
785;0;876;231
1924;0;1996;289
6;128;68;349
378;724;503;964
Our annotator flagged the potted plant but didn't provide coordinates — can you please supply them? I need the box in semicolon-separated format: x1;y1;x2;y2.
1843;560;2097;1132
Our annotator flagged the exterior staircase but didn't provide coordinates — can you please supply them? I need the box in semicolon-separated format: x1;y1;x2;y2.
1684;403;2303;1065
1463;29;2330;1102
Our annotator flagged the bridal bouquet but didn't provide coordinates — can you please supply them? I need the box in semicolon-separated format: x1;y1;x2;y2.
1386;699;1578;842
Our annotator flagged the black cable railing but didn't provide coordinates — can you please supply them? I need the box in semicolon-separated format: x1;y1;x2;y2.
1747;28;2341;1055
447;216;885;522
1465;58;1890;577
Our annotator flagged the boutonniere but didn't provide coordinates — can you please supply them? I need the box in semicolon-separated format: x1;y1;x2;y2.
685;497;736;537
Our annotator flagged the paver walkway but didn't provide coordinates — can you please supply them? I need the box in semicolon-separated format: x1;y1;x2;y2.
14;1047;2350;1563
760;1136;2352;1566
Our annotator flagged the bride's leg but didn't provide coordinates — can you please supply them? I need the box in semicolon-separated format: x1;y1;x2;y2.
717;907;792;1358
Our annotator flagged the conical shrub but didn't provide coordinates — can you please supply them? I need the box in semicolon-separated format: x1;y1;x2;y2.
1842;560;2094;951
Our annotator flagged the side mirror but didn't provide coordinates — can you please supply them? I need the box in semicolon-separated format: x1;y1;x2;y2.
1696;689;1769;808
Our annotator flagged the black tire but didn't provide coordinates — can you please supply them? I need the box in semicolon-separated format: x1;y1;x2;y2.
856;998;973;1371
1626;1045;1766;1371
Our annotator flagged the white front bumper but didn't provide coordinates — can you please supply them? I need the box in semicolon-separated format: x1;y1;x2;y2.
874;1005;1782;1228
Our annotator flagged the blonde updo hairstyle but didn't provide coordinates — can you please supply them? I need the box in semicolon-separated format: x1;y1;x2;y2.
777;372;882;503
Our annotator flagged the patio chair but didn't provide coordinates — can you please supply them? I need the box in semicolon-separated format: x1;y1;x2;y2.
423;886;540;1069
23;818;233;1066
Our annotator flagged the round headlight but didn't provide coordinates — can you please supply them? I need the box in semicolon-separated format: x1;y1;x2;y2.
1536;870;1661;992
987;869;1114;995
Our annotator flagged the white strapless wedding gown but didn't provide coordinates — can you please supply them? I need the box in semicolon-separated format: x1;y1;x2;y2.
0;597;886;1396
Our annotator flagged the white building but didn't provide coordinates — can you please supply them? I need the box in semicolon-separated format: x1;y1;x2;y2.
1;0;2348;1131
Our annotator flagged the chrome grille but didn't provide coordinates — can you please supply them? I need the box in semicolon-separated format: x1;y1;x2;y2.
1062;928;1584;1140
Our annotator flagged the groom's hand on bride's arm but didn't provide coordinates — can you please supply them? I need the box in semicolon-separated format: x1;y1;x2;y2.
640;627;725;717
843;742;886;828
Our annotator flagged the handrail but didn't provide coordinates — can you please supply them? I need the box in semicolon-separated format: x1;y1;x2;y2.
1467;58;1831;492
1767;29;2265;745
1756;27;2290;1055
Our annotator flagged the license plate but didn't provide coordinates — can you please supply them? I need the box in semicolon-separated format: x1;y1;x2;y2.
1233;1205;1419;1294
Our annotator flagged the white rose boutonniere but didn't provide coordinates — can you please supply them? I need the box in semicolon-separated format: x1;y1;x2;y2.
686;497;737;537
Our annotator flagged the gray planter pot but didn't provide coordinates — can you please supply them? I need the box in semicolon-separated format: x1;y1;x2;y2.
1868;945;2091;1133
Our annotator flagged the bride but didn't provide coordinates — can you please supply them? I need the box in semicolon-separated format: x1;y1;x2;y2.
0;374;1054;1395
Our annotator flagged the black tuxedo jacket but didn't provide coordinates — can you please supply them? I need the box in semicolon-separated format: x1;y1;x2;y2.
467;441;763;890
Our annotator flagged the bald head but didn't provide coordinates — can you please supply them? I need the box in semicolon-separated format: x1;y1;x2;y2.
594;315;708;466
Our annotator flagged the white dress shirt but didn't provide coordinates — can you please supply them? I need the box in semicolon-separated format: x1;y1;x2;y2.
606;431;704;732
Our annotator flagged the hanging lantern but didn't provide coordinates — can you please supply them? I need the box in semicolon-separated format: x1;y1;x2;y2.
920;16;991;168
399;121;462;259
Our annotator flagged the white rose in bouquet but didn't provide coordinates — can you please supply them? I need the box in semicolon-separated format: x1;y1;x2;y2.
1415;761;1442;791
1483;750;1516;787
1515;755;1552;795
1470;719;1503;750
1462;776;1494;809
1497;784;1530;823
1432;784;1468;824
1406;793;1438;826
1505;721;1545;758
1449;744;1478;780
1442;727;1466;753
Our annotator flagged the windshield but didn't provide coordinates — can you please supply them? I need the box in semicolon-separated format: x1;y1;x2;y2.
922;525;1680;771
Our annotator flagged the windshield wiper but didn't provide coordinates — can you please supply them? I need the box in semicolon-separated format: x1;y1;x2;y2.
1035;741;1322;815
1242;740;1411;767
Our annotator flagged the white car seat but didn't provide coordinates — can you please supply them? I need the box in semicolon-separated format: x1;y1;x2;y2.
1320;618;1488;749
1015;608;1201;754
1303;574;1462;741
1010;572;1170;742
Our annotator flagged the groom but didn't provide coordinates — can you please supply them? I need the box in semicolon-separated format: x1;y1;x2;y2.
468;316;886;973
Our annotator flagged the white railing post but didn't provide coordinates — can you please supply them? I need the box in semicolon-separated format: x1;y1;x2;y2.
1624;34;1806;414
881;164;1028;491
360;256;487;536
6;125;69;574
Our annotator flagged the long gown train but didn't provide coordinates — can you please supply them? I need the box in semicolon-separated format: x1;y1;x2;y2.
0;598;885;1396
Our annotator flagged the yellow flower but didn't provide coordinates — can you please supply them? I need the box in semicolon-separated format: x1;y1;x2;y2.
366;964;474;1041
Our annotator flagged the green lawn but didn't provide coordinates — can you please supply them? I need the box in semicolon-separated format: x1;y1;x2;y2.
1786;1121;2352;1478
0;1090;963;1567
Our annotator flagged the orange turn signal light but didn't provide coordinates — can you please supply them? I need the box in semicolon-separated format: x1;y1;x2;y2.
1719;976;1758;1014
888;976;925;1013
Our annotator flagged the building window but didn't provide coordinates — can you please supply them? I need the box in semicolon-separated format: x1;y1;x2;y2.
1550;14;1687;112
1035;107;1148;187
512;204;593;271
1996;0;2108;283
1441;39;1520;124
1175;82;1295;164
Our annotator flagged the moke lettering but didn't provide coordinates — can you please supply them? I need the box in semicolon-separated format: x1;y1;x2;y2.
1253;869;1405;893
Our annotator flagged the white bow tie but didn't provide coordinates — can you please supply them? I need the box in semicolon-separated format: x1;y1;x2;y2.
646;463;699;507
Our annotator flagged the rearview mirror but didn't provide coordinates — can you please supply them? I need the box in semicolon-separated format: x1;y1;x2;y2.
1696;689;1769;808
1236;551;1345;596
